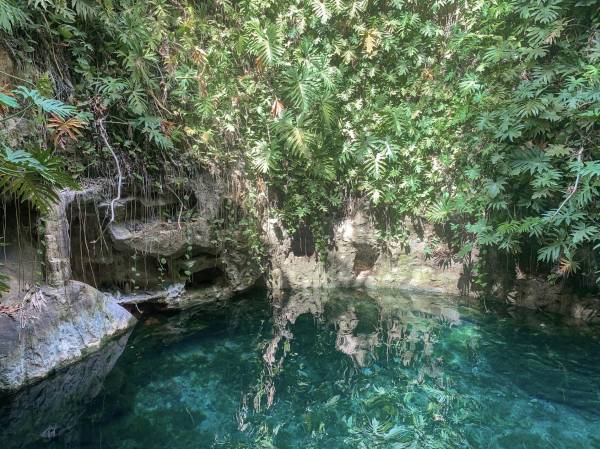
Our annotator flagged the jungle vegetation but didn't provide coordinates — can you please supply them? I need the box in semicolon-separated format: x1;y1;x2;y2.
0;0;599;292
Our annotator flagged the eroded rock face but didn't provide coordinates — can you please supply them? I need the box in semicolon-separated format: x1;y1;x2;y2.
266;212;465;294
62;176;262;309
266;214;600;321
44;184;106;287
504;277;600;323
0;281;135;393
100;220;261;309
0;182;137;393
108;219;214;257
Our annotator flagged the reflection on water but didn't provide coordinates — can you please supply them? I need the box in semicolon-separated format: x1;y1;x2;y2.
2;289;600;449
0;333;130;449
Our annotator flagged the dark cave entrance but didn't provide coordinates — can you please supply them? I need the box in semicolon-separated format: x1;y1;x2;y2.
185;266;226;289
352;243;379;274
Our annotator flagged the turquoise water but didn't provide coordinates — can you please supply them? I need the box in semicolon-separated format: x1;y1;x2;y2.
2;289;600;449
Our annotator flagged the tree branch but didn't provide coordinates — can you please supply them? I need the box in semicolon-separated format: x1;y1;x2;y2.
551;148;584;218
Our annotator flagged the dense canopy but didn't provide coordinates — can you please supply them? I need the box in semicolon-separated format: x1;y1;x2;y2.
1;0;599;292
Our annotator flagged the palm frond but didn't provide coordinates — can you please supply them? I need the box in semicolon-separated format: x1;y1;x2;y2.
274;112;315;158
0;0;27;34
246;18;283;67
283;67;319;111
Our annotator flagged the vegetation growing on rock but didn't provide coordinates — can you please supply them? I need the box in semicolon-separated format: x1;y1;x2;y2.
1;0;599;292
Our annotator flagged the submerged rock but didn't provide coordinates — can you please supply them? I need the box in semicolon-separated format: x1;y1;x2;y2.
0;281;136;393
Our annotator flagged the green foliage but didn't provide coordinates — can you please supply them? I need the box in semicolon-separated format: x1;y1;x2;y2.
0;0;27;34
0;147;77;210
0;83;80;215
4;0;600;289
14;86;77;119
246;18;283;67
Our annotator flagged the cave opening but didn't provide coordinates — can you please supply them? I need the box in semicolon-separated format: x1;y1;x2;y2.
291;225;315;257
185;267;225;289
352;244;379;274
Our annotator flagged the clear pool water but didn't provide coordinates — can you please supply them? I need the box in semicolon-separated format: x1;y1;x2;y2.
2;289;600;449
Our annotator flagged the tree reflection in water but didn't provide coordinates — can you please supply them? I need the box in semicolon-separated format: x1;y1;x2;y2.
3;289;598;449
248;289;476;448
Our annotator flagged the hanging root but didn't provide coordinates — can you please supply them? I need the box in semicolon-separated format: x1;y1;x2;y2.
97;119;122;223
166;185;184;230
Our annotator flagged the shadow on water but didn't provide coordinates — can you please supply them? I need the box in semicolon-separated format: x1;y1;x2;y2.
1;288;600;449
0;332;131;449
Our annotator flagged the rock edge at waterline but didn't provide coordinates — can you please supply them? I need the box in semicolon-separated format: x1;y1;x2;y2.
0;281;136;394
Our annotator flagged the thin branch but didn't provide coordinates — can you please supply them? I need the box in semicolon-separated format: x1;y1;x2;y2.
0;70;35;86
551;148;584;218
0;103;34;123
97;120;122;223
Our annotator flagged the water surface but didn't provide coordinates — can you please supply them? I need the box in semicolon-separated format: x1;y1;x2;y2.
2;289;600;449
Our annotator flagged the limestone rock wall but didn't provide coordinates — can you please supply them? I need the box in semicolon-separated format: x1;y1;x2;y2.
500;277;600;323
266;211;466;295
0;281;135;393
265;211;600;322
63;177;261;309
0;183;136;394
44;185;105;287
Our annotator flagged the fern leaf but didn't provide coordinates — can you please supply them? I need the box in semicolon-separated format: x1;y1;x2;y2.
251;140;275;174
133;116;174;150
364;28;380;55
0;0;27;34
275;112;315;157
571;223;598;244
426;198;453;223
70;0;98;20
365;150;387;180
283;68;319;111
127;87;148;115
511;148;551;175
14;86;76;119
537;241;564;263
319;93;336;129
0;147;77;211
311;0;331;24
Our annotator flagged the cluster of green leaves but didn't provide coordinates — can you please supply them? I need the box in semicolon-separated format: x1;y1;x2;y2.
435;0;600;288
0;81;82;294
0;84;80;209
2;0;599;289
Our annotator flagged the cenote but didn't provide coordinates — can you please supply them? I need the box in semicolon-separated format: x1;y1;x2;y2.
2;289;600;449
